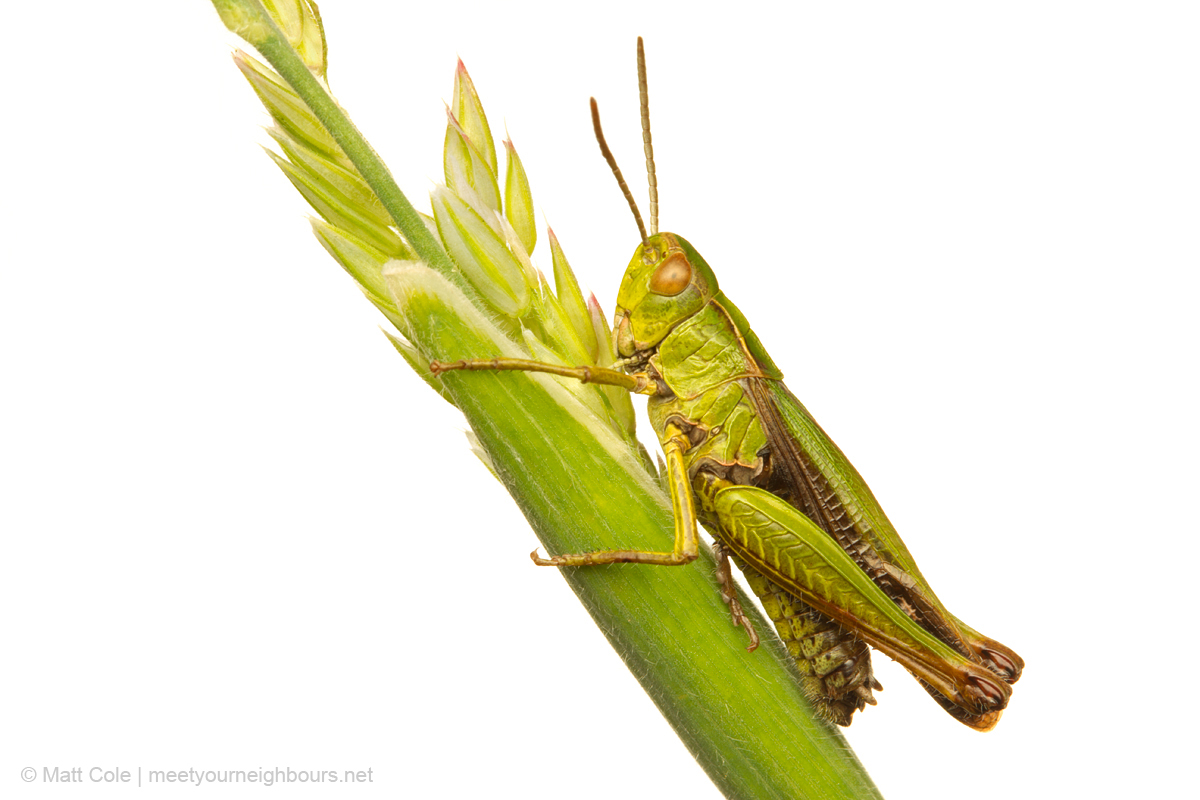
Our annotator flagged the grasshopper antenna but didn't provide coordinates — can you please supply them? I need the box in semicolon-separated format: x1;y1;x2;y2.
637;36;658;236
591;98;648;246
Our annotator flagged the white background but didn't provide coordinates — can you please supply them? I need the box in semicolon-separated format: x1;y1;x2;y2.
3;2;1197;798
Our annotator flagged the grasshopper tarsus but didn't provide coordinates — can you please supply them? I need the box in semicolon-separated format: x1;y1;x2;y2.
740;616;760;652
529;545;699;568
714;542;760;651
429;357;502;376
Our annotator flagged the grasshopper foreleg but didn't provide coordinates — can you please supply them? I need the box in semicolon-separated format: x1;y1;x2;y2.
713;541;760;652
430;357;658;395
434;356;696;566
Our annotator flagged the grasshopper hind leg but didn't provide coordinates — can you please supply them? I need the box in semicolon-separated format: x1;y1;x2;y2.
916;679;1003;732
736;558;882;727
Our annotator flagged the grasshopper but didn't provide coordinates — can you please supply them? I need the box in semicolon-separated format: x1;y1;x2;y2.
431;39;1022;730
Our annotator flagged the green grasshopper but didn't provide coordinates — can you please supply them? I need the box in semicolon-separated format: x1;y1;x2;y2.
431;39;1021;730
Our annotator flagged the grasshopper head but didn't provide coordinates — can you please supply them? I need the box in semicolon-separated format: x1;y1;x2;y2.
614;233;719;357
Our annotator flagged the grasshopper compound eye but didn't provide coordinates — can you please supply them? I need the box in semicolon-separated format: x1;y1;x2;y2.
650;252;692;296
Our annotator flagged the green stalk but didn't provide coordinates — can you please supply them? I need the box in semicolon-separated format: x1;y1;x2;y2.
211;0;452;276
390;268;881;800
210;3;882;797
